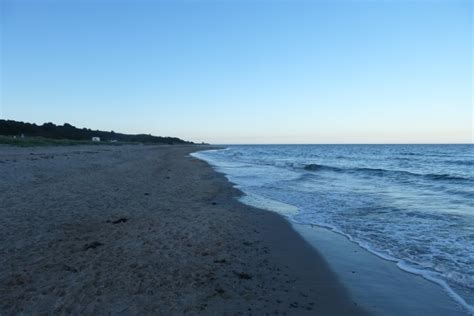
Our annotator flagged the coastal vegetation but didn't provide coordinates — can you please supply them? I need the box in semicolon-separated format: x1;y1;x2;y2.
0;120;193;146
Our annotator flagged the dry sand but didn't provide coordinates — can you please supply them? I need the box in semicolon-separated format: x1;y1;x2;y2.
0;144;366;315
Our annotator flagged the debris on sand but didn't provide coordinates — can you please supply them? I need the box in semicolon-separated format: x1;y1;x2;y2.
83;241;104;250
112;218;128;224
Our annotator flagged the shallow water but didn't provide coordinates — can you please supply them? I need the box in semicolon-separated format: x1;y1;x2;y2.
192;144;474;313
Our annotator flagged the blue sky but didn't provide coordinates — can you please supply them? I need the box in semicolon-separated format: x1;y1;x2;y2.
1;0;472;144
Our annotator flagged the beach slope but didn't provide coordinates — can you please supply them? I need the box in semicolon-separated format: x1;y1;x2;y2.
0;145;364;315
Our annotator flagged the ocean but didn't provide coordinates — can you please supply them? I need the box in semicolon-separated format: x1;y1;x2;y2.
192;144;474;313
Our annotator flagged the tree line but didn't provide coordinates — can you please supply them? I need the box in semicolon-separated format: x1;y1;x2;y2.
0;120;193;145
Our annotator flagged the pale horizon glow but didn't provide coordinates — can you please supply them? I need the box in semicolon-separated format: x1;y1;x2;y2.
1;0;472;144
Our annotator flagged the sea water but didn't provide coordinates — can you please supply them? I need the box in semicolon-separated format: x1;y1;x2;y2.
192;144;474;313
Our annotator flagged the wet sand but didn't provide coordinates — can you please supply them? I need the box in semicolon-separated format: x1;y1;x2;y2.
295;225;469;316
0;144;365;315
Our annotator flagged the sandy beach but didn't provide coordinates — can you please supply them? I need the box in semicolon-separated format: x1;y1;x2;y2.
0;144;365;315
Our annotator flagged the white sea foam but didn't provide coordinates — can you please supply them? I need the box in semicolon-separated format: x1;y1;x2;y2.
239;193;299;216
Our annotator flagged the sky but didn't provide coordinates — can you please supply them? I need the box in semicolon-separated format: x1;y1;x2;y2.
0;0;472;144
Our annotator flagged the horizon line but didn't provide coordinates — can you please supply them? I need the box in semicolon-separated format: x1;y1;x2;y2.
211;143;474;146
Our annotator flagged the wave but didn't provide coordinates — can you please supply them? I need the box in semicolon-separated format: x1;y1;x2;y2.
400;152;422;156
444;160;474;166
393;157;415;161
302;163;472;183
199;148;473;185
425;173;471;182
303;163;341;172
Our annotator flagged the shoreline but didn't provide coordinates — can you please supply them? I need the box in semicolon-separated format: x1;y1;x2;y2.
0;144;365;314
294;224;469;316
192;148;471;315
